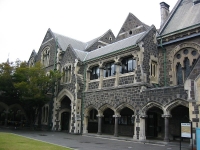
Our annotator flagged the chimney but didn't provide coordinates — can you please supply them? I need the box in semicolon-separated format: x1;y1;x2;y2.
160;2;170;27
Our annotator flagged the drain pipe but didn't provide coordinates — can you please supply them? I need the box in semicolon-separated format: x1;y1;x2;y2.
160;38;167;86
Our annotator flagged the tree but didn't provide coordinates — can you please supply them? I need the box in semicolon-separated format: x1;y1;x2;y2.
13;61;61;126
0;61;19;104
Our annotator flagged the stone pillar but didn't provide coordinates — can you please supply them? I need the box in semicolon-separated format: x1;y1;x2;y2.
139;115;147;140
113;115;121;137
114;62;121;86
83;116;89;133
98;67;104;89
4;111;8;127
162;114;171;142
97;115;103;135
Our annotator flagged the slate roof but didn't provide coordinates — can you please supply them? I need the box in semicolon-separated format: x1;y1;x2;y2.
160;0;200;35
53;32;87;51
83;31;145;61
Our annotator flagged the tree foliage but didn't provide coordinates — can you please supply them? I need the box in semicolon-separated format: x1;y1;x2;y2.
0;60;62;124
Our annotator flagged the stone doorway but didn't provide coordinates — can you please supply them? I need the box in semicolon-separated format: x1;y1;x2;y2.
146;107;164;139
119;107;134;137
61;112;70;131
88;109;98;133
102;108;114;135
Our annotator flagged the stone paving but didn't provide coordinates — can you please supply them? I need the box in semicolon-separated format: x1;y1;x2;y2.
0;128;192;150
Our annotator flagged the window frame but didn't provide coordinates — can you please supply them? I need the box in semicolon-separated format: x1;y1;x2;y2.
120;57;136;74
90;66;100;80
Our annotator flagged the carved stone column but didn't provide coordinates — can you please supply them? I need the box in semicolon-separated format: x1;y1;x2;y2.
114;61;121;87
113;115;121;137
162;114;172;142
97;115;103;135
98;66;104;89
139;115;147;140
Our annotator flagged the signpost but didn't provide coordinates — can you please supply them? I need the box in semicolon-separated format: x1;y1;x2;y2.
180;122;192;150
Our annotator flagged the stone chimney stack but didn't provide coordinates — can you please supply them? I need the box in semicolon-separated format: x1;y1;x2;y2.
160;2;170;27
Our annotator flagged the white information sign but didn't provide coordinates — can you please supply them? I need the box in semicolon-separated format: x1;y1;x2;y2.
181;123;191;138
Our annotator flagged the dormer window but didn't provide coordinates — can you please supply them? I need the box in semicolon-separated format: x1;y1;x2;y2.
129;31;132;35
109;37;112;42
90;66;99;80
120;57;136;74
98;45;102;48
41;47;50;67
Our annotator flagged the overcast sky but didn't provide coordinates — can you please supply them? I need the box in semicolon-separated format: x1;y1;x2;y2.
0;0;177;63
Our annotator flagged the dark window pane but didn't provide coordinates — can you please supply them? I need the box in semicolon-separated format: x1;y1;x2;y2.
176;63;183;85
184;58;190;79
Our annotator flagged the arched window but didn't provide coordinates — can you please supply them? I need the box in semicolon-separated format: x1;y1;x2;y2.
41;47;50;67
62;65;72;83
176;63;183;85
184;57;190;80
174;48;199;85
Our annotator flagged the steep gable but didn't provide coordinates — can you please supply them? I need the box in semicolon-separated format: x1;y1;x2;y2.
116;13;149;41
42;28;54;44
85;30;115;52
160;0;200;36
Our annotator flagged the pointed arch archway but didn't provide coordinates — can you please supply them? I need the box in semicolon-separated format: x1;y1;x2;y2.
55;89;74;132
84;105;98;133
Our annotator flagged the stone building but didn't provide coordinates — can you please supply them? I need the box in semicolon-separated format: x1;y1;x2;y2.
26;0;200;143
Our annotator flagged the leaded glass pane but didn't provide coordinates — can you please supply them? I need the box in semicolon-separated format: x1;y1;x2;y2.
176;63;183;85
184;57;190;79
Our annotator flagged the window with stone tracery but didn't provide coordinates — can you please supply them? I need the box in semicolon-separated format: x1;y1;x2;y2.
29;57;35;67
41;47;50;67
175;48;199;85
62;65;72;83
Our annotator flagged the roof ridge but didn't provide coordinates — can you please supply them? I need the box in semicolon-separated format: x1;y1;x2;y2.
88;31;145;54
159;0;182;35
53;32;86;45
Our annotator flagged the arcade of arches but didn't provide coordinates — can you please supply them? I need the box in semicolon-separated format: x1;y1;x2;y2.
84;100;189;141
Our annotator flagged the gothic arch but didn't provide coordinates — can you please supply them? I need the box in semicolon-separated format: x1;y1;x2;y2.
116;103;135;113
57;89;74;103
169;42;200;85
9;104;25;114
141;102;164;115
99;103;115;114
165;99;189;113
84;105;98;117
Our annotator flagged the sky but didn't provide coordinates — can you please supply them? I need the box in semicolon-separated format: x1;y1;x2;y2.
0;0;177;63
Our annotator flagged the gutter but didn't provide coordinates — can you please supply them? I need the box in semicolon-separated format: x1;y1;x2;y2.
84;45;138;63
158;23;200;39
158;32;200;46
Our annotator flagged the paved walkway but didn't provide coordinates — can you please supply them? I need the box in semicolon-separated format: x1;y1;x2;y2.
0;127;193;150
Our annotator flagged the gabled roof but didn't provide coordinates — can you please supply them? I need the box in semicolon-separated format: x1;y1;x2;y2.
84;31;145;61
159;0;200;36
85;29;115;51
116;13;149;38
187;56;200;80
53;32;87;51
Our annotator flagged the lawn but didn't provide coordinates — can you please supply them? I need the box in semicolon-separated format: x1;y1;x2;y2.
0;132;73;150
